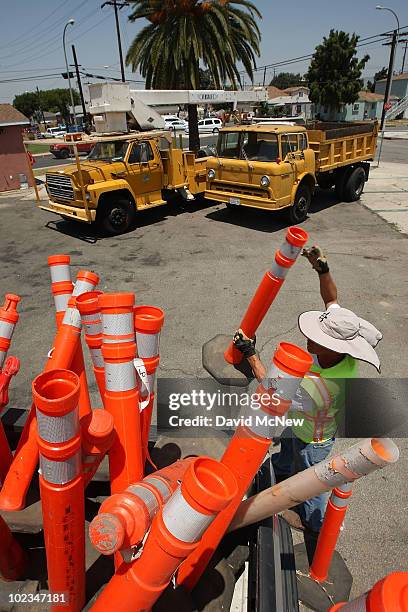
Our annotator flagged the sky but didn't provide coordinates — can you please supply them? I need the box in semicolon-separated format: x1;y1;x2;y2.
1;0;408;105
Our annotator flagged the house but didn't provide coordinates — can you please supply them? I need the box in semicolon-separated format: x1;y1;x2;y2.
316;91;392;121
375;72;408;118
0;104;33;192
267;85;313;119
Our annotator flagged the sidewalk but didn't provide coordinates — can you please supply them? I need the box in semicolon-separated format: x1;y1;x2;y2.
383;131;408;140
362;161;408;235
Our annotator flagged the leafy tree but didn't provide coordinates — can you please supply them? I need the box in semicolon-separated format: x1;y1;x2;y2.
13;88;80;124
126;0;261;151
269;72;303;90
306;30;369;116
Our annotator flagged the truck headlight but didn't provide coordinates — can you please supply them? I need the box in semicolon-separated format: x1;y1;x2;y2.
260;175;270;187
207;169;216;180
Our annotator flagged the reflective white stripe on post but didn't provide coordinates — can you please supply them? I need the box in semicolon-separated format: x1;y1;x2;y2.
135;332;159;359
90;348;104;368
82;318;102;336
0;350;6;369
162;488;213;543
72;279;96;297
331;483;352;508
102;313;134;338
105;361;136;392
126;484;159;520
39;451;81;485
338;593;367;611
270;260;290;279
50;265;71;283
0;320;15;340
62;307;82;329
265;362;302;402
278;241;302;261
36;407;79;443
53;293;71;313
143;476;172;501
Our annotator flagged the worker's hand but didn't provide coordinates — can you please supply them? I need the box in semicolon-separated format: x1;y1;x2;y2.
301;246;330;275
233;329;256;358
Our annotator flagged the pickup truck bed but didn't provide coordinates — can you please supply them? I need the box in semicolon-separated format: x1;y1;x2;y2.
307;121;378;174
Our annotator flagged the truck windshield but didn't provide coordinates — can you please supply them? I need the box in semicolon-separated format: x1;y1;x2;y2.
88;141;129;162
217;132;279;162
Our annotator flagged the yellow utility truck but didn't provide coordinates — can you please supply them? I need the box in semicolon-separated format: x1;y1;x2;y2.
205;121;378;223
40;131;207;235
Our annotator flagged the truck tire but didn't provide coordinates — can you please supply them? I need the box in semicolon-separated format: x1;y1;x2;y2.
342;166;366;202
288;184;311;224
98;197;136;235
58;148;70;159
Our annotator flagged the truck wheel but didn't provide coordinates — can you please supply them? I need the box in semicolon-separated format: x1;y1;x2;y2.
288;184;311;224
342;166;366;202
59;149;70;159
99;198;136;235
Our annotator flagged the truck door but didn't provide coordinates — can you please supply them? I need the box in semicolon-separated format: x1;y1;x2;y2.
280;132;307;193
126;141;164;203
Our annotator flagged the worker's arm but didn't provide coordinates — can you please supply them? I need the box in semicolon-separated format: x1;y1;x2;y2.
232;330;266;382
302;246;338;309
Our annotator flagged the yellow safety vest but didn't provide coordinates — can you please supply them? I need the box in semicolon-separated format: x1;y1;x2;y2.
289;355;358;443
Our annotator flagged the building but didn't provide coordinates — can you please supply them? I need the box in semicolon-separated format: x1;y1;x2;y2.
0;104;33;192
316;91;393;121
375;72;408;119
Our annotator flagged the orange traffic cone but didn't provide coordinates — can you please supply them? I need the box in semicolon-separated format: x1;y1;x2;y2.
134;305;164;465
329;572;408;611
90;457;238;612
224;226;308;365
81;408;115;487
178;342;313;590
0;293;20;370
89;458;195;558
33;368;85;612
76;291;105;403
0;356;20;483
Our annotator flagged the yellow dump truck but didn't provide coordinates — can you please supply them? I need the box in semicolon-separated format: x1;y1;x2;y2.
205;121;378;223
40;131;207;235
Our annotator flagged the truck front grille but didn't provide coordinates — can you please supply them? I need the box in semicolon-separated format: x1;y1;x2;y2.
46;174;75;201
210;181;269;198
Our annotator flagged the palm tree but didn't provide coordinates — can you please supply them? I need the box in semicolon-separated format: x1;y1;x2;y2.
126;0;261;151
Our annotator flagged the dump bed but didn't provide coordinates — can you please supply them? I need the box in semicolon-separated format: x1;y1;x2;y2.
306;121;378;174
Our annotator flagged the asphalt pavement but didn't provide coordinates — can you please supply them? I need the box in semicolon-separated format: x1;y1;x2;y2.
1;141;407;606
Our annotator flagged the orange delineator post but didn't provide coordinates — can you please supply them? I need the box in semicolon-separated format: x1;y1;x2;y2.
90;457;238;612
0;356;20;483
0;515;26;581
0;293;21;370
81;408;115;487
224;226;308;365
0;269;99;512
329;572;408;611
310;483;352;583
33;368;85;612
76;291;105;403
89;458;195;557
177;342;313;591
99;293;144;494
134;305;164;466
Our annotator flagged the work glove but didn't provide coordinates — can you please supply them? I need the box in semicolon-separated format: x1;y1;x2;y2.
233;329;256;358
301;246;330;275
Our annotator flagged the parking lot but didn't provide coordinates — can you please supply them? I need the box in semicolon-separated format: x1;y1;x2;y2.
1;145;408;604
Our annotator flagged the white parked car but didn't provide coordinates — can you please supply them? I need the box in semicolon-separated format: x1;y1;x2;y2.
185;118;222;134
44;126;68;139
164;118;188;132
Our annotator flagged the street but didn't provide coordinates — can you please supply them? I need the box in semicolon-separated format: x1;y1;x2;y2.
0;157;407;603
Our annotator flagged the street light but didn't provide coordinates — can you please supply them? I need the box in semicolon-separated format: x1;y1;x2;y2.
375;5;400;165
63;19;77;128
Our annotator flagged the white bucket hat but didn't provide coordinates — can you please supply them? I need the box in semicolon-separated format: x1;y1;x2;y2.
298;307;382;371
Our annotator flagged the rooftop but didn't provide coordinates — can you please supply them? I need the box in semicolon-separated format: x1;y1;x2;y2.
377;72;408;83
0;104;30;127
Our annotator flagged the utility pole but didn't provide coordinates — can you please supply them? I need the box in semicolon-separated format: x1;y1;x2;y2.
263;66;267;87
71;45;88;126
36;86;47;130
379;29;398;131
402;39;408;73
101;0;128;82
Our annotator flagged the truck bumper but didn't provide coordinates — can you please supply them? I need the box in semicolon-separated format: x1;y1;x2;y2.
38;200;95;223
205;189;283;211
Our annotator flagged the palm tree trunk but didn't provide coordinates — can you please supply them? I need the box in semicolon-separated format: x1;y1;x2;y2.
188;104;200;153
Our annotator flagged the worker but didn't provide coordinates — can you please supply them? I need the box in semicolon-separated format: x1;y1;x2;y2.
233;246;383;534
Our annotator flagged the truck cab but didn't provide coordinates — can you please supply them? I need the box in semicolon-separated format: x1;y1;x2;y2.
205;125;317;223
